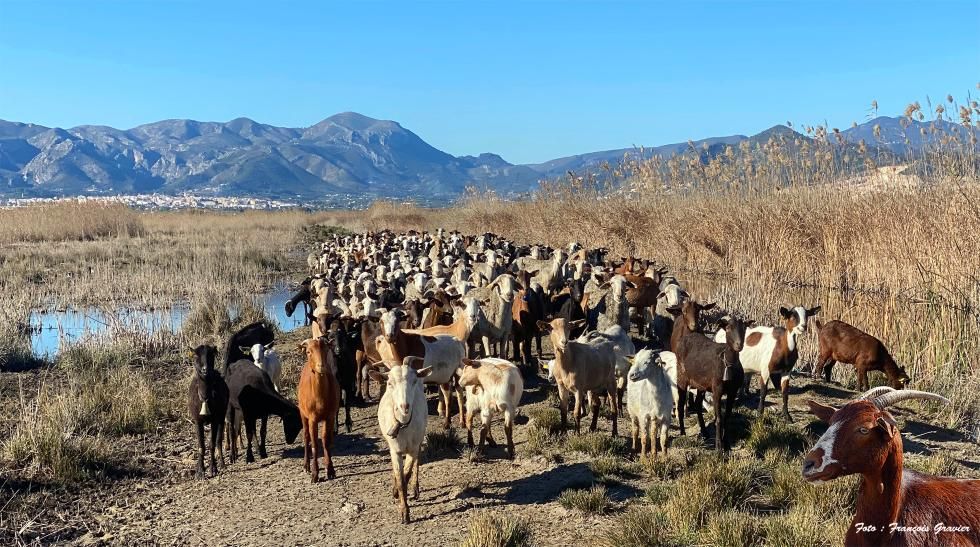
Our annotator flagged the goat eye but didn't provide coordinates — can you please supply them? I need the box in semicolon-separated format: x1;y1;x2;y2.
858;427;869;435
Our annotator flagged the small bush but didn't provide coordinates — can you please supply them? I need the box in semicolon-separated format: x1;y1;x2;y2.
558;485;609;515
565;432;629;457
424;427;461;458
520;427;559;462
526;407;562;434
182;298;232;342
459;512;533;547
602;508;681;547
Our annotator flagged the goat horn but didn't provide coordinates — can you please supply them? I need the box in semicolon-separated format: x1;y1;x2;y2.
859;386;896;400
872;390;950;410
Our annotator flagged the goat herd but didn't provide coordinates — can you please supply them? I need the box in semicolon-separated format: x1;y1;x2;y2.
186;229;979;544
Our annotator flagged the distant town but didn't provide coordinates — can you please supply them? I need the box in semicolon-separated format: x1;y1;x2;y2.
0;192;449;210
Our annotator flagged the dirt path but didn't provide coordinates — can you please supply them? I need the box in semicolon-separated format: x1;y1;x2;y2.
101;378;617;547
80;365;978;547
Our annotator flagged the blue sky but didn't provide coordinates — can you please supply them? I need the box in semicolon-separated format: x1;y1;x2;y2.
1;1;977;164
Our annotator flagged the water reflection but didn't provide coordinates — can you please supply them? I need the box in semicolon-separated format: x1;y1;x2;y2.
29;283;304;357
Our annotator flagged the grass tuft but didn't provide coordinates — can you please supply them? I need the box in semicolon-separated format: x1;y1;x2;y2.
558;485;609;515
458;513;533;547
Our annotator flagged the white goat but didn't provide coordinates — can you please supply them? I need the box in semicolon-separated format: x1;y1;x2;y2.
370;361;432;524
240;342;282;393
627;349;676;459
458;357;524;458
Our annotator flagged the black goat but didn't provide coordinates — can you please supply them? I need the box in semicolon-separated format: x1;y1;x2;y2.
328;317;363;432
187;344;228;478
284;281;314;325
225;358;301;463
225;321;275;369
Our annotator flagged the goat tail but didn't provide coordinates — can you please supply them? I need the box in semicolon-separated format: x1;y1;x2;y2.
813;318;823;332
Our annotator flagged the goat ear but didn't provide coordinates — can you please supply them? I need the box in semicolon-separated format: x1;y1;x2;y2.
415;366;433;378
807;306;822;316
536;320;552;332
264;341;275;350
747;320;757;327
700;302;716;311
569;319;587;329
779;307;793;319
462;358;481;368
875;414;898;439
656;290;667;299
368;370;388;383
806;400;837;424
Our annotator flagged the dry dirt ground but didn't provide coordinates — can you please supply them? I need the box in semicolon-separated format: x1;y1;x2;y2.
5;330;980;546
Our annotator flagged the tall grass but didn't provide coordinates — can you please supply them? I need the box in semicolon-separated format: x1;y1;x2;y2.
0;201;144;244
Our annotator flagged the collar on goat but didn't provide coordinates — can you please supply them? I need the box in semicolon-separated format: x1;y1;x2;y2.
386;407;414;438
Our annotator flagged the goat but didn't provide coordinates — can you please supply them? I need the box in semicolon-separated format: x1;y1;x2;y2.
626;348;676;460
187;344;228;478
715;305;820;420
458;357;524;459
650;283;687;348
370;361;433;524
224;357;302;463
536;317;618;436
510;270;546;365
284;283;314;325
328;317;362;432
813;319;910;390
580;325;635;409
671;300;745;451
467;273;521;358
592;274;634;334
803;388;979;546
297;337;342;482
240;342;281;393
224;321;275;369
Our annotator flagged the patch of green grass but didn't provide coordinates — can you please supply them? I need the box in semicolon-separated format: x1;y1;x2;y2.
590;455;639;482
458;512;533;547
704;510;767;547
564;431;629;457
645;482;670;505
662;456;771;535
602;508;683;547
558;485;609;515
641;448;706;480
520;427;560;462
745;412;811;457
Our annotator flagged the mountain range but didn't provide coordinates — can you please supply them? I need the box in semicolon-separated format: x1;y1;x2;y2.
0;112;971;200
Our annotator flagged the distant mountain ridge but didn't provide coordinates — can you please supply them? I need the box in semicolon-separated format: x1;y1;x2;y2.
0;113;971;200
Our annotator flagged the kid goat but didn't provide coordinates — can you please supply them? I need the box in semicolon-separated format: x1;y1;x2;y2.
804;387;980;546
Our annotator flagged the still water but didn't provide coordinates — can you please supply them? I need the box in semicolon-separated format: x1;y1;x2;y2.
29;283;305;357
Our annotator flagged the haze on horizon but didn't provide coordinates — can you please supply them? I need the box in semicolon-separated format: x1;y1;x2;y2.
1;0;977;165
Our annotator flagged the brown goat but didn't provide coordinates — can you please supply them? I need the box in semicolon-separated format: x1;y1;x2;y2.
671;299;747;452
298;337;342;482
804;388;980;546
814;320;909;390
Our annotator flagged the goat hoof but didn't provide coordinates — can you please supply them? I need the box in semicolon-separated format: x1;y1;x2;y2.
487;438;497;447
245;453;255;464
258;448;267;459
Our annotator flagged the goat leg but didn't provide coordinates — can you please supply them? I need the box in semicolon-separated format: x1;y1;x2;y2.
258;417;268;459
757;374;769;415
195;421;206;479
208;421;220;477
244;418;256;464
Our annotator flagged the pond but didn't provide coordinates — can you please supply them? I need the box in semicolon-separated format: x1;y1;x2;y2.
29;283;306;358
